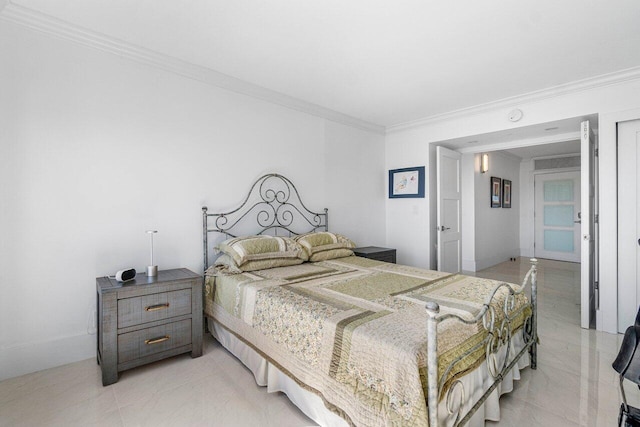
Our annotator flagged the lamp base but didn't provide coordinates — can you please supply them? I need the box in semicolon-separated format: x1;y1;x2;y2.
146;265;158;277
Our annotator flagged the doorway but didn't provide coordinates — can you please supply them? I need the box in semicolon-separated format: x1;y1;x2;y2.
534;171;581;263
435;115;598;328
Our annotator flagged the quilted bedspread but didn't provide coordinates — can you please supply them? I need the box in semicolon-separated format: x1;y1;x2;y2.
204;256;529;427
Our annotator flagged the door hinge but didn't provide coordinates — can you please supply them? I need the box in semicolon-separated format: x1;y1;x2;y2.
595;281;600;310
594;148;599;157
595;213;599;224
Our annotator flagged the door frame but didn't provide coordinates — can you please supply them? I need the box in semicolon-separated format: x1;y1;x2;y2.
580;120;597;330
453;122;599;328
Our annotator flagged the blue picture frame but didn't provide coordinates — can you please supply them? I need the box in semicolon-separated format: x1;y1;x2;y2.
389;166;425;198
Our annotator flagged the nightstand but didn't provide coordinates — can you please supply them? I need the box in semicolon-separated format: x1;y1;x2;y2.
96;268;202;386
353;246;397;263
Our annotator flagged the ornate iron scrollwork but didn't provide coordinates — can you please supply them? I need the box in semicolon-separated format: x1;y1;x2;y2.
426;259;538;426
445;380;466;425
202;174;328;271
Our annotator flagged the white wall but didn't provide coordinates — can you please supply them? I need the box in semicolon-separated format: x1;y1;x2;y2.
519;159;536;257
461;152;520;272
324;121;386;246
0;21;385;380
472;152;520;271
384;128;434;268
386;76;640;333
460;153;476;272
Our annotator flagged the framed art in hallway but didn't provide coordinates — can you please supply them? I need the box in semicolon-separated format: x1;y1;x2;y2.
491;176;501;208
502;179;512;208
388;166;425;198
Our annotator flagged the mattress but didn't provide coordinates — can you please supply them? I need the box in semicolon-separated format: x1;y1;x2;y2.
204;256;530;427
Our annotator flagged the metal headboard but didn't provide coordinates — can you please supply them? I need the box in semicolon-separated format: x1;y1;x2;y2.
202;173;328;270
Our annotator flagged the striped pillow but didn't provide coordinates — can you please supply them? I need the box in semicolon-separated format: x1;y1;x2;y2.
294;232;356;262
215;235;307;270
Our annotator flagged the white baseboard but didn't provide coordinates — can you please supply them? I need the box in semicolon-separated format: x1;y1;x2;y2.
462;259;477;272
475;254;510;271
520;248;535;258
0;333;95;381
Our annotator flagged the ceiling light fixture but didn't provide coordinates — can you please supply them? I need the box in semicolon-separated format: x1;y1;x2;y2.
544;127;559;131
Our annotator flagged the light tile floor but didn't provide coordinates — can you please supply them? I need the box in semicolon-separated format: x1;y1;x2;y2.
475;258;636;426
0;258;636;426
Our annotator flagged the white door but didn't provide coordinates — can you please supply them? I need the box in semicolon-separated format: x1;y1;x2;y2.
618;119;640;332
581;120;597;330
534;171;581;263
436;146;462;273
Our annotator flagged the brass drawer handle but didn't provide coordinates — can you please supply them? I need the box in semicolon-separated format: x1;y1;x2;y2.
145;303;170;312
145;335;170;345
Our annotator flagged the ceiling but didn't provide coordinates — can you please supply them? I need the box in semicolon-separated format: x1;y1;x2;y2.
503;140;580;160
4;0;640;127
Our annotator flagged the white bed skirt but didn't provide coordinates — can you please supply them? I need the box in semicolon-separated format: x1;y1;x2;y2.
209;318;529;427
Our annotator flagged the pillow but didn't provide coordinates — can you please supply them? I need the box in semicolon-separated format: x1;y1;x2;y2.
215;235;307;270
210;253;303;273
294;232;356;262
208;254;243;275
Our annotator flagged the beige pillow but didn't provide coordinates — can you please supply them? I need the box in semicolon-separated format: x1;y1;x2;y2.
215;235;307;268
211;253;303;273
209;254;243;275
294;232;356;262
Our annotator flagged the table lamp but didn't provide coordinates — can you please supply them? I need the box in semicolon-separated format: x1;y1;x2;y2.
146;230;158;276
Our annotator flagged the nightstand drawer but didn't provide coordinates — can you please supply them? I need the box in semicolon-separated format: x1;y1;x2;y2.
118;289;192;328
118;319;192;364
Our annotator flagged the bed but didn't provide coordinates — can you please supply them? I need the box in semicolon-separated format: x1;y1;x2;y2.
202;174;538;427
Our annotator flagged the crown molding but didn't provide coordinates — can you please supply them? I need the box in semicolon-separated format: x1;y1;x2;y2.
0;2;385;134
4;1;638;137
387;66;640;134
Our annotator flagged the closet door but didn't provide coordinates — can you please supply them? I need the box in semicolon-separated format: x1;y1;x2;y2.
436;146;462;273
618;119;640;332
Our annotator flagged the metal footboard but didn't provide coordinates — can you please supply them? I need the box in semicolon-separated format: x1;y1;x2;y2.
425;258;538;426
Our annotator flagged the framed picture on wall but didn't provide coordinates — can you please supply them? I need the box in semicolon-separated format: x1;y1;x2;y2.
388;166;425;198
490;176;502;208
502;179;512;208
